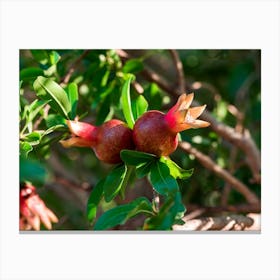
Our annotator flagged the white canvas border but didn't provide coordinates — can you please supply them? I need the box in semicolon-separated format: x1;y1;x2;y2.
1;0;280;280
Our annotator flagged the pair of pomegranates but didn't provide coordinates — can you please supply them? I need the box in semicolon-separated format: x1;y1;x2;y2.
60;93;210;164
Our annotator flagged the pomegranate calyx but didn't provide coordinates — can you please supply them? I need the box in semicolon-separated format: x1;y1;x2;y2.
164;93;210;133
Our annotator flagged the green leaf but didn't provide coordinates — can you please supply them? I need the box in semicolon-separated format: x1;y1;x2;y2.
135;162;153;178
122;58;144;74
95;95;113;125
131;95;148;120
27;99;49;123
87;179;105;222
23;131;43;146
121;74;135;129
94;197;154;230
44;114;66;128
20;67;44;81
20;141;33;157
160;157;193;180
120;149;157;166
150;161;179;196
49;51;61;65
31;50;49;65
33;76;71;119
67;83;79;119
103;164;128;202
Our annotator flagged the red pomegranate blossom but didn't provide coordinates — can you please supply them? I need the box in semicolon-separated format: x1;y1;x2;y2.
60;119;134;164
20;183;58;230
133;93;210;156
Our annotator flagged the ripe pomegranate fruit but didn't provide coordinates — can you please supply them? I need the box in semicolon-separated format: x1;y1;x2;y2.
133;93;210;156
61;119;134;164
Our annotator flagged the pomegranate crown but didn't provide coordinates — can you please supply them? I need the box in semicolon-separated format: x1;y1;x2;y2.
165;93;210;133
60;120;98;148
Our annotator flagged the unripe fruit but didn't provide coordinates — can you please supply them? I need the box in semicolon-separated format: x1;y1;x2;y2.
133;93;210;157
61;119;134;164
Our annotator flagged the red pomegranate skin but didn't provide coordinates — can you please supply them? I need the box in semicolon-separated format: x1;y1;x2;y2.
93;120;134;164
61;119;134;164
132;93;210;157
133;111;178;156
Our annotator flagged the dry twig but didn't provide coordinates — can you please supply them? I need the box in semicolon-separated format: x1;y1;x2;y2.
179;141;260;205
173;214;259;231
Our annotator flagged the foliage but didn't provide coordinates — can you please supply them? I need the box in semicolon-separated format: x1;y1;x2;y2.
19;49;261;230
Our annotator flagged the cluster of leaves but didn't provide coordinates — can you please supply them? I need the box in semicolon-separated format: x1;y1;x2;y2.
20;50;193;230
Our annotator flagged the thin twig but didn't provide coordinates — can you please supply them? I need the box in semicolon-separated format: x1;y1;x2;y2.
186;203;261;214
179;141;260;205
169;49;185;93
60;50;91;85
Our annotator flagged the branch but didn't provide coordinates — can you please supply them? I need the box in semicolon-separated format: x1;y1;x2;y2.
178;141;260;205
169;49;185;93
173;214;259;231
186;203;261;214
60;50;90;85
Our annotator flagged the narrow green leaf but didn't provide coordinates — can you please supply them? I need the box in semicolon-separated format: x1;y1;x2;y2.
131;95;148;120
33;76;71;119
119;166;133;200
121;74;135;129
120;149;157;166
28;99;49;123
150;161;179;196
23;131;43;145
103;164;128;202
94;197;153;230
160;157;193;180
67;83;79;119
20;141;33;157
122;58;144;74
87;179;105;222
20;67;44;80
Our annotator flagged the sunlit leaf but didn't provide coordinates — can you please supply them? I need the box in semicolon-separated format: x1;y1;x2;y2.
122;58;144;74
33;76;71;119
131;95;148;120
121;74;135;129
67;83;79;119
23;131;43;146
94;197;154;230
160;157;193;180
149;161;179;195
20;141;33;157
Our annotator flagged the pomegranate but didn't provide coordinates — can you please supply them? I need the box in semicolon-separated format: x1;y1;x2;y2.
61;119;134;164
132;93;210;156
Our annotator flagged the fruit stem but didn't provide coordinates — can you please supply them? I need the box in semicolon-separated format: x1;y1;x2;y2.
152;189;160;213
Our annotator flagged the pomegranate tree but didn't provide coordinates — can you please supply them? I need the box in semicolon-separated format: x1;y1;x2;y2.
133;93;210;156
